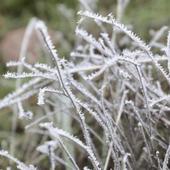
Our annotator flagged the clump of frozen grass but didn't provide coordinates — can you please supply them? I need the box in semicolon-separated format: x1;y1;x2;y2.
0;2;170;170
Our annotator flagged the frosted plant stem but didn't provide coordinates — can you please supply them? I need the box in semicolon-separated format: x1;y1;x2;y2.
104;90;127;170
9;108;17;165
61;104;74;170
115;90;128;131
17;18;37;87
104;141;113;170
163;145;170;170
0;150;36;170
10;18;37;160
55;135;80;170
138;123;153;165
136;65;152;136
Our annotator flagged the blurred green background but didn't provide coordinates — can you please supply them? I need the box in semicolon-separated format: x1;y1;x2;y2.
0;0;169;59
0;0;169;63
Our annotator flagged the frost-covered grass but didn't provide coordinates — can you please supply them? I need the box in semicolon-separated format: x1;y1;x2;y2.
0;1;170;170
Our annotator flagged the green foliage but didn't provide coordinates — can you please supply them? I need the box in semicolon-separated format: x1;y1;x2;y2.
125;0;170;38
